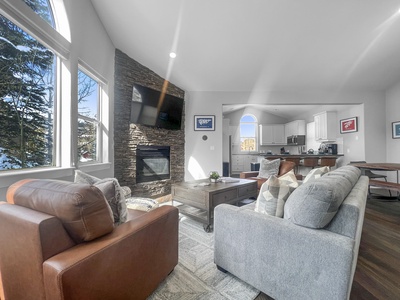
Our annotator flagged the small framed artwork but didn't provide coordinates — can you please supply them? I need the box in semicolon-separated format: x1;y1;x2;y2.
194;115;215;131
392;121;400;139
340;117;358;134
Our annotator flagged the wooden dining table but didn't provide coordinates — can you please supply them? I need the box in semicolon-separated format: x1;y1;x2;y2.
351;163;400;183
351;163;400;200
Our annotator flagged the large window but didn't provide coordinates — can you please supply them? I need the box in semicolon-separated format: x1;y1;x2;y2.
0;0;108;173
0;14;56;170
240;114;258;152
77;69;100;164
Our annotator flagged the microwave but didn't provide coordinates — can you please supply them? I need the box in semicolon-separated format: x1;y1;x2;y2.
287;135;306;146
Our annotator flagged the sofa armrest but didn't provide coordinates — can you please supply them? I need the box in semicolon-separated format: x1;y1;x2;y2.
240;171;259;179
43;205;179;300
214;204;354;300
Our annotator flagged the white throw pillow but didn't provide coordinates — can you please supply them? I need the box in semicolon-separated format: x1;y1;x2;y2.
257;158;281;179
303;166;330;184
255;170;299;217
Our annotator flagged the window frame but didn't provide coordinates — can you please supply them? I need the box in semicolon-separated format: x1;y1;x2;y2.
239;114;258;153
77;64;103;166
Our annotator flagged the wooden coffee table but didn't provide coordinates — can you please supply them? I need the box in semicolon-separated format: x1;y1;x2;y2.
171;178;257;232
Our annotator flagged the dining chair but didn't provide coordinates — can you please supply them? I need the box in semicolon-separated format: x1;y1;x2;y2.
349;161;391;196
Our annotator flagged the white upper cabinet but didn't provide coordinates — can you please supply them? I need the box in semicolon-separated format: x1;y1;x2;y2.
284;120;306;140
314;111;337;141
259;124;285;145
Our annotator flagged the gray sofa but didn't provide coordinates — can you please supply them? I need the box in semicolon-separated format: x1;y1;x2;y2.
214;165;368;300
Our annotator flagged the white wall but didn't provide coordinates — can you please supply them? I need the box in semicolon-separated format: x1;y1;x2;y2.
0;0;115;199
385;81;400;182
336;104;365;166
184;90;387;181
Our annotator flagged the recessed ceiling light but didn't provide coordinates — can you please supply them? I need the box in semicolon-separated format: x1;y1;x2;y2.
169;52;177;58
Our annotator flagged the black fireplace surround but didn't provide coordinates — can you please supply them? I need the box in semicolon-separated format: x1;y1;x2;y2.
136;145;170;183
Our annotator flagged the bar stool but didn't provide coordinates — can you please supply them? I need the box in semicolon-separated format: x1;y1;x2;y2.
285;158;301;174
302;157;319;169
319;157;336;168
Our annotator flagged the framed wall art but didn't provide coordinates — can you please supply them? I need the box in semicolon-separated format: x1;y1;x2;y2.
194;115;215;131
340;117;358;134
392;121;400;139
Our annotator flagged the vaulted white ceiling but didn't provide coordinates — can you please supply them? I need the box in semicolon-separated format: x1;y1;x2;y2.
91;0;400;92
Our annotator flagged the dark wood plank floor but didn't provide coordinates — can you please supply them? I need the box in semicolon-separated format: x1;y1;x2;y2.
256;194;400;300
350;196;400;299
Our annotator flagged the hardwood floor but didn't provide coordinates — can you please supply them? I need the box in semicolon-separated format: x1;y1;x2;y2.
256;194;400;300
350;196;400;299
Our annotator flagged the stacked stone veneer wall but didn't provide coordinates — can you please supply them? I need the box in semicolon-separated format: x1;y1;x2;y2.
114;49;185;197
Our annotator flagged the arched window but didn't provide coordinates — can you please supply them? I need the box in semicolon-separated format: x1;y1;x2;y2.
240;114;258;152
22;0;55;27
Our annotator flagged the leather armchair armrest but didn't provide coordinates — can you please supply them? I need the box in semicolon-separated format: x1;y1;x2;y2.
240;171;259;179
43;205;179;300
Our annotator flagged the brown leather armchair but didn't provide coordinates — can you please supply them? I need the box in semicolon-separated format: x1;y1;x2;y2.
240;160;296;191
0;179;178;300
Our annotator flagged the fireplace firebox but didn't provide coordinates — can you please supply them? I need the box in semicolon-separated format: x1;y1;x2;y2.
136;145;170;183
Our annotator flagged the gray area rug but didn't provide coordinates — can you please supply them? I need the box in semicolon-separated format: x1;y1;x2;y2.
148;216;260;300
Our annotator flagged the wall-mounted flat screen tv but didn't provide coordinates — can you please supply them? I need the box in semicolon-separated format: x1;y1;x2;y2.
130;84;184;130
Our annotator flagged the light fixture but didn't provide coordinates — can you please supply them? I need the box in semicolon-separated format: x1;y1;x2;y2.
169;52;176;58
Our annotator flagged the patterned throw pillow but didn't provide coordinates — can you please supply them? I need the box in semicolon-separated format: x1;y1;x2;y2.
255;170;299;217
257;158;281;179
303;166;330;183
74;170;128;224
126;197;159;212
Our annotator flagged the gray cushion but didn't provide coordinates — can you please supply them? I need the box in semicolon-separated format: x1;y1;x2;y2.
258;158;280;179
284;166;360;228
74;170;128;224
324;165;361;186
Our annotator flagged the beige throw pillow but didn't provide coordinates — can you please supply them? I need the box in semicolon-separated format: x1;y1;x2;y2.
303;166;330;183
255;170;299;217
258;158;280;179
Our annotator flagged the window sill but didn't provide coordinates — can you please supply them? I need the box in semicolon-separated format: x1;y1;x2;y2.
0;163;112;189
78;162;112;173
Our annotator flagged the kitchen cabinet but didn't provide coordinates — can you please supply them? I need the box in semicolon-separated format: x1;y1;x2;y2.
259;124;285;145
231;154;258;173
314;111;337;141
284;120;306;140
231;155;244;172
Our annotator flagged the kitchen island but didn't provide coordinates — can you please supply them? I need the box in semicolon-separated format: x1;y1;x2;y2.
258;153;344;159
230;153;344;175
252;153;345;177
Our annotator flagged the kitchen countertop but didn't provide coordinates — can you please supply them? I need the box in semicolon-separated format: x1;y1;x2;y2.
258;153;344;158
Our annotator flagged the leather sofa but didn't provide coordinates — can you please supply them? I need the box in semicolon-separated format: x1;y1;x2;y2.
0;179;178;300
240;160;296;191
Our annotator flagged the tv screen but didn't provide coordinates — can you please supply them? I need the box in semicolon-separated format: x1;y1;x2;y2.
130;84;184;130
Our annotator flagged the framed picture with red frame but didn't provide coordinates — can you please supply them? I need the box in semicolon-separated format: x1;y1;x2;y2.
340;117;358;134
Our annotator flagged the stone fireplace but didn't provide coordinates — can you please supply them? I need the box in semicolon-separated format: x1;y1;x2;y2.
114;49;185;198
136;145;170;183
